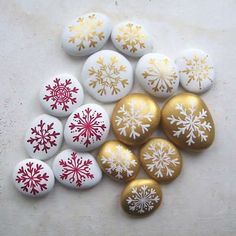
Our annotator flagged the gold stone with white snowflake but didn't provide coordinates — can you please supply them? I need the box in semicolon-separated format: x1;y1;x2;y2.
82;50;133;103
97;140;139;182
136;53;179;98
62;12;112;56
111;21;153;57
140;138;182;183
111;93;161;145
162;93;215;151
175;49;215;93
121;179;162;216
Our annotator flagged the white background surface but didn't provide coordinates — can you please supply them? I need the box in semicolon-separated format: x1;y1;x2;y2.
1;0;236;235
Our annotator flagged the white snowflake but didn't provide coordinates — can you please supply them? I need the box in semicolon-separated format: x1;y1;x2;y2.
101;145;137;179
115;100;153;139
167;103;212;146
143;142;180;178
126;185;160;214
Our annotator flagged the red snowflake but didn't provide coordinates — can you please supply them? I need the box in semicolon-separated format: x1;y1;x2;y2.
43;78;79;111
15;162;49;195
27;120;60;153
59;152;94;187
69;107;106;147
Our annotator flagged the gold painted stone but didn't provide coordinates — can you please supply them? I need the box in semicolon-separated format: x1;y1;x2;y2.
162;93;215;151
111;93;161;146
97;140;139;182
140;138;182;183
121;179;162;216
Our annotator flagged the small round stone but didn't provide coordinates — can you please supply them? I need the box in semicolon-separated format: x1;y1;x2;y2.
111;21;153;57
24;114;63;160
136;53;179;98
39;73;84;117
62;12;112;56
64;104;110;151
97;140;140;182
121;179;162;216
53;149;102;189
175;49;215;93
82;50;133;103
13;159;55;197
140;138;182;183
111;93;161;146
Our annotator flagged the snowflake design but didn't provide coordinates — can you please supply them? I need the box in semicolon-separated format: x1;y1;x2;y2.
142;58;178;94
59;152;94;187
15;162;49;195
115;100;153;139
180;54;213;89
27;120;60;153
143;142;180;178
69;107;106;147
43;78;79;111
68;14;104;50
88;56;128;96
167;103;212;146
116;23;147;53
101;145;137;179
126;185;160;214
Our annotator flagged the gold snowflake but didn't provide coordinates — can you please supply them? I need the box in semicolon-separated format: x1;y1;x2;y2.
68;14;105;50
180;54;213;89
116;23;147;53
142;58;178;93
88;56;128;96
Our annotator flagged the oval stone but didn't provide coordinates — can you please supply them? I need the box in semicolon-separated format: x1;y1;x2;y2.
140;138;182;183
161;93;215;151
121;179;162;216
97;140;139;182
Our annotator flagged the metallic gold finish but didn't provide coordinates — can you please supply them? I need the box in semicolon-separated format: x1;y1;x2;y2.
111;93;161;146
140;138;182;183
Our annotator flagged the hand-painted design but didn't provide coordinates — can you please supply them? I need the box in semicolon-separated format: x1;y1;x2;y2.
143;142;180;177
69;108;106;147
88;56;128;96
126;185;160;214
142;58;178;93
167;103;212;146
59;152;94;187
68;14;104;50
115;100;153;139
27;120;60;153
180;54;213;89
15;162;49;195
116;23;147;53
101;145;137;179
43;78;79;111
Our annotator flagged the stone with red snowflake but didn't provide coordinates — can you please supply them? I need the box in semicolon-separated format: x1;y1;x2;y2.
13;159;55;197
64;104;110;151
39;74;84;117
52;149;102;189
24;114;63;160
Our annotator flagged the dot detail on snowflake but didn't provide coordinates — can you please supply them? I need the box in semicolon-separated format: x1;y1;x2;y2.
126;185;160;214
167;103;212;146
69;107;107;147
15;162;49;195
27;120;60;153
43;78;79;111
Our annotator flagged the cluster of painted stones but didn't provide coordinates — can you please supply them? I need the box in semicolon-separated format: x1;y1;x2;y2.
13;12;215;217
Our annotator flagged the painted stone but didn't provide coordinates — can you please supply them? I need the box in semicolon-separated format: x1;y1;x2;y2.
52;149;102;189
121;179;162;216
97;140;139;182
82;50;133;103
111;93;161;146
24;114;63;160
161;93;215;151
